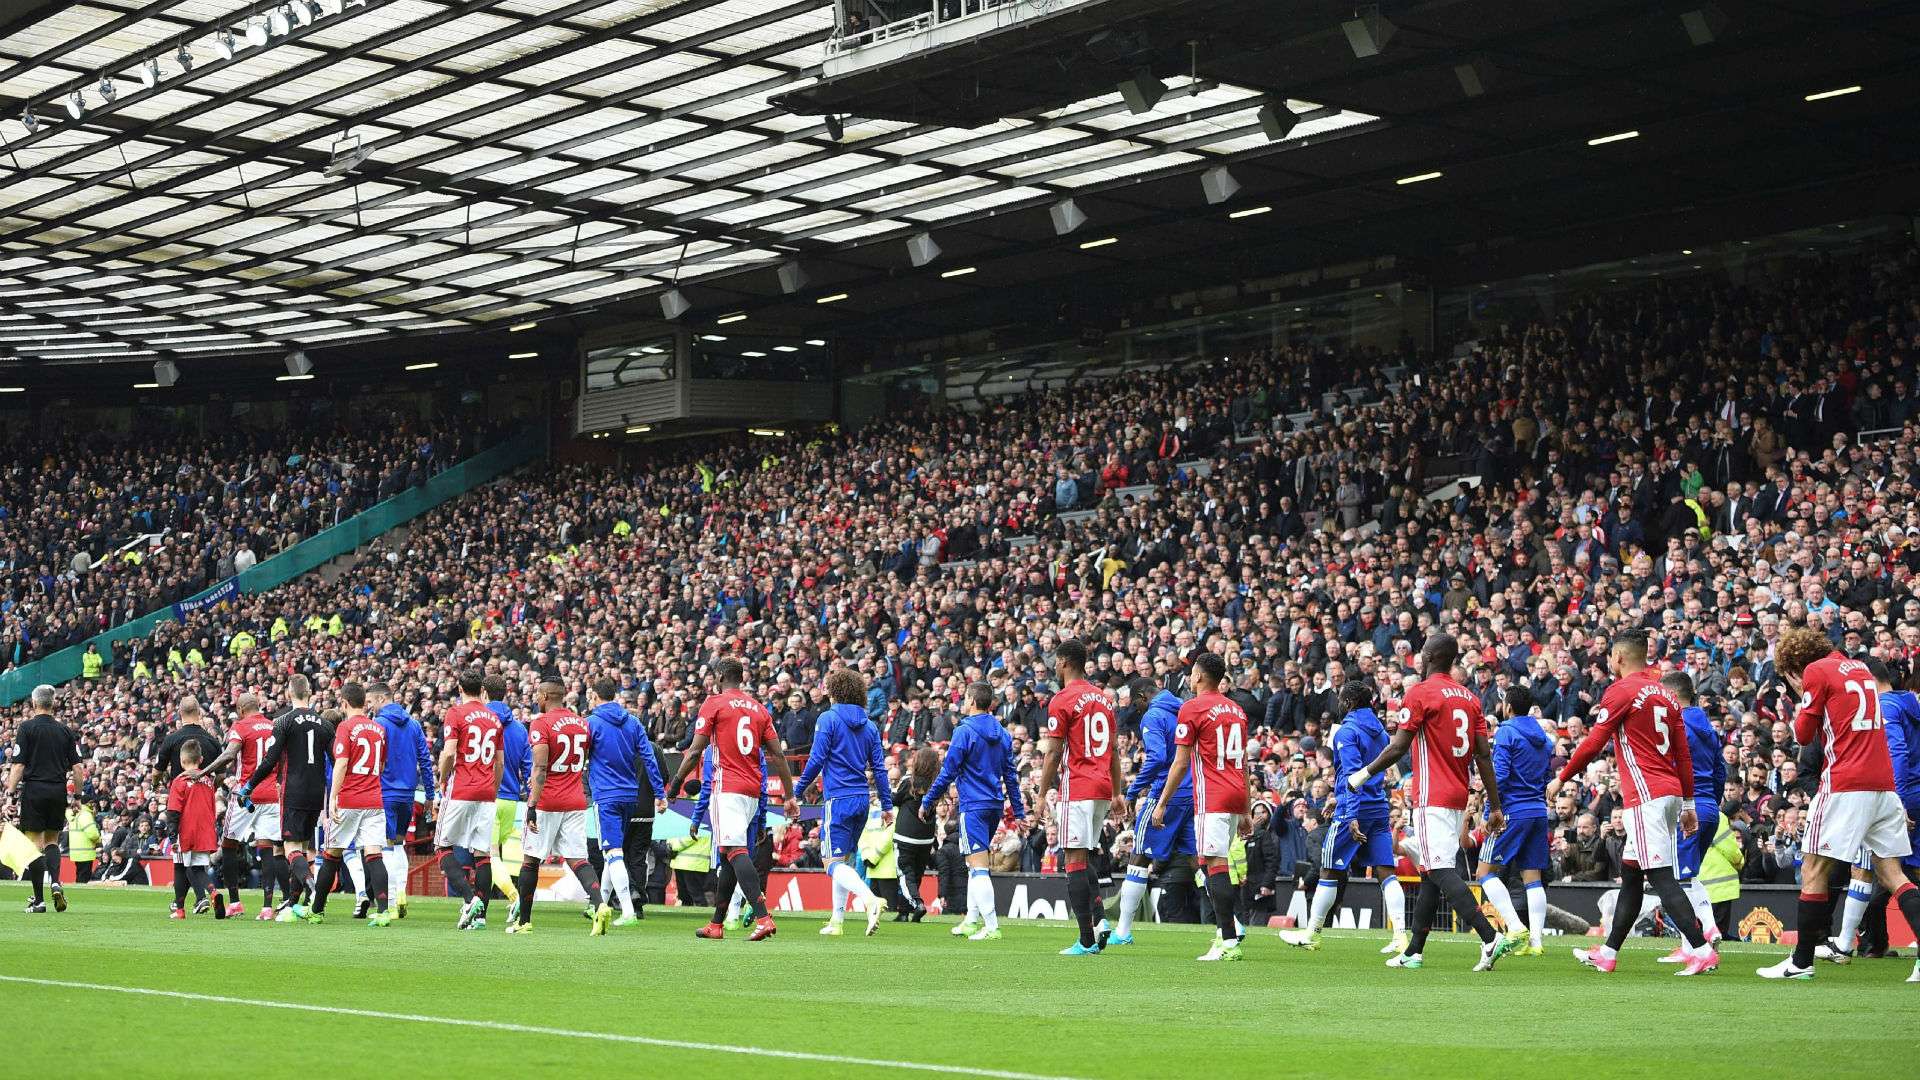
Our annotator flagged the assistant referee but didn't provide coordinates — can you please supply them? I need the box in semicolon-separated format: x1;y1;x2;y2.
7;684;83;913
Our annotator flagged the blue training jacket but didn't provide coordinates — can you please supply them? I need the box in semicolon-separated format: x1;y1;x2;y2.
376;701;435;801
1492;714;1552;821
1681;705;1725;811
1331;707;1390;824
1881;690;1920;808
1123;690;1191;807
922;712;1025;817
795;702;891;809
490;700;531;802
586;700;667;804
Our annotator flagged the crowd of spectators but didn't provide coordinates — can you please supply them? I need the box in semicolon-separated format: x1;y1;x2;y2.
0;418;502;673
7;239;1920;934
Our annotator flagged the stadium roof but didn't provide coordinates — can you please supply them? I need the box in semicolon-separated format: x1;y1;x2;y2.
0;0;1375;365
1;0;1917;369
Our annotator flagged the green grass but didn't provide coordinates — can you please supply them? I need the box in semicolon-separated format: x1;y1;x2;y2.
2;884;1916;1079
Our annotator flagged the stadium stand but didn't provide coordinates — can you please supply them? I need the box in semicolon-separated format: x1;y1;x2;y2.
19;236;1920;922
0;419;505;673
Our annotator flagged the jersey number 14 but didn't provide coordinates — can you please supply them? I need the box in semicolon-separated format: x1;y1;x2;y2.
1214;724;1245;771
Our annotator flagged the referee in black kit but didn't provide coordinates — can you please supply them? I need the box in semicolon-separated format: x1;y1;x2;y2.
6;684;84;913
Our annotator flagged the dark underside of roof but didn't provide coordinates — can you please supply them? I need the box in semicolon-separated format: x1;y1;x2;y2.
1;0;1915;377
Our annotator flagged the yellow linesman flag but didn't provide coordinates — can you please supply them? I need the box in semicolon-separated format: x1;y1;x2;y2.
0;824;42;875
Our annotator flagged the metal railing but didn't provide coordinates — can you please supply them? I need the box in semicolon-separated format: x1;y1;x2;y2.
827;0;1027;56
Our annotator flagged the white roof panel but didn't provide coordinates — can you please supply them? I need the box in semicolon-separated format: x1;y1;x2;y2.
0;3;1380;356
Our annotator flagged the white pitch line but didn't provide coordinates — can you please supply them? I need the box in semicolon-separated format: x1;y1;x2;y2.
0;975;1093;1080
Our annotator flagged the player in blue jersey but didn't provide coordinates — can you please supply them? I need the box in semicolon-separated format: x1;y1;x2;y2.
486;674;532;912
1468;685;1555;956
1883;665;1920;984
795;668;893;936
1818;659;1920;976
369;680;435;917
1657;672;1727;962
586;678;668;927
1281;683;1407;954
921;681;1025;941
1107;676;1189;945
691;738;769;927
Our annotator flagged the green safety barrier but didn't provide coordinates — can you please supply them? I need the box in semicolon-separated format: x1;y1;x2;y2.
0;427;546;705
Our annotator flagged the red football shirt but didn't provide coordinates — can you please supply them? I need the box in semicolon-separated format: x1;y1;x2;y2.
1795;652;1897;793
1044;680;1117;801
529;708;590;811
1396;673;1487;810
166;774;218;854
695;691;777;796
1175;692;1250;814
442;700;502;802
1559;670;1692;807
331;713;387;811
229;712;279;803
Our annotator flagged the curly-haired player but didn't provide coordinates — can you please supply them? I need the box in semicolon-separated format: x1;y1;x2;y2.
1282;680;1409;955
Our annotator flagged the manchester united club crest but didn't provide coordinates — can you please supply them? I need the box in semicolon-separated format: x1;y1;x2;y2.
1740;907;1785;945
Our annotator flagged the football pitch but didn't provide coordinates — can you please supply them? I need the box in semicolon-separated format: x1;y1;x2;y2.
3;885;1916;1080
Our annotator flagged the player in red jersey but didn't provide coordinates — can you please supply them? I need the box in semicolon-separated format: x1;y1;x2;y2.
1554;629;1717;976
1348;633;1513;972
196;692;285;919
511;679;611;935
435;669;504;931
1037;639;1127;955
1758;628;1920;980
669;658;798;942
165;741;222;920
1153;652;1255;962
307;682;394;926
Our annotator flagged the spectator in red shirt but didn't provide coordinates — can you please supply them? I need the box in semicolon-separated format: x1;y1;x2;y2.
774;820;804;868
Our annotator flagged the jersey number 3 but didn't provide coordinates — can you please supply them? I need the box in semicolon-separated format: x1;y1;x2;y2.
1449;709;1472;758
